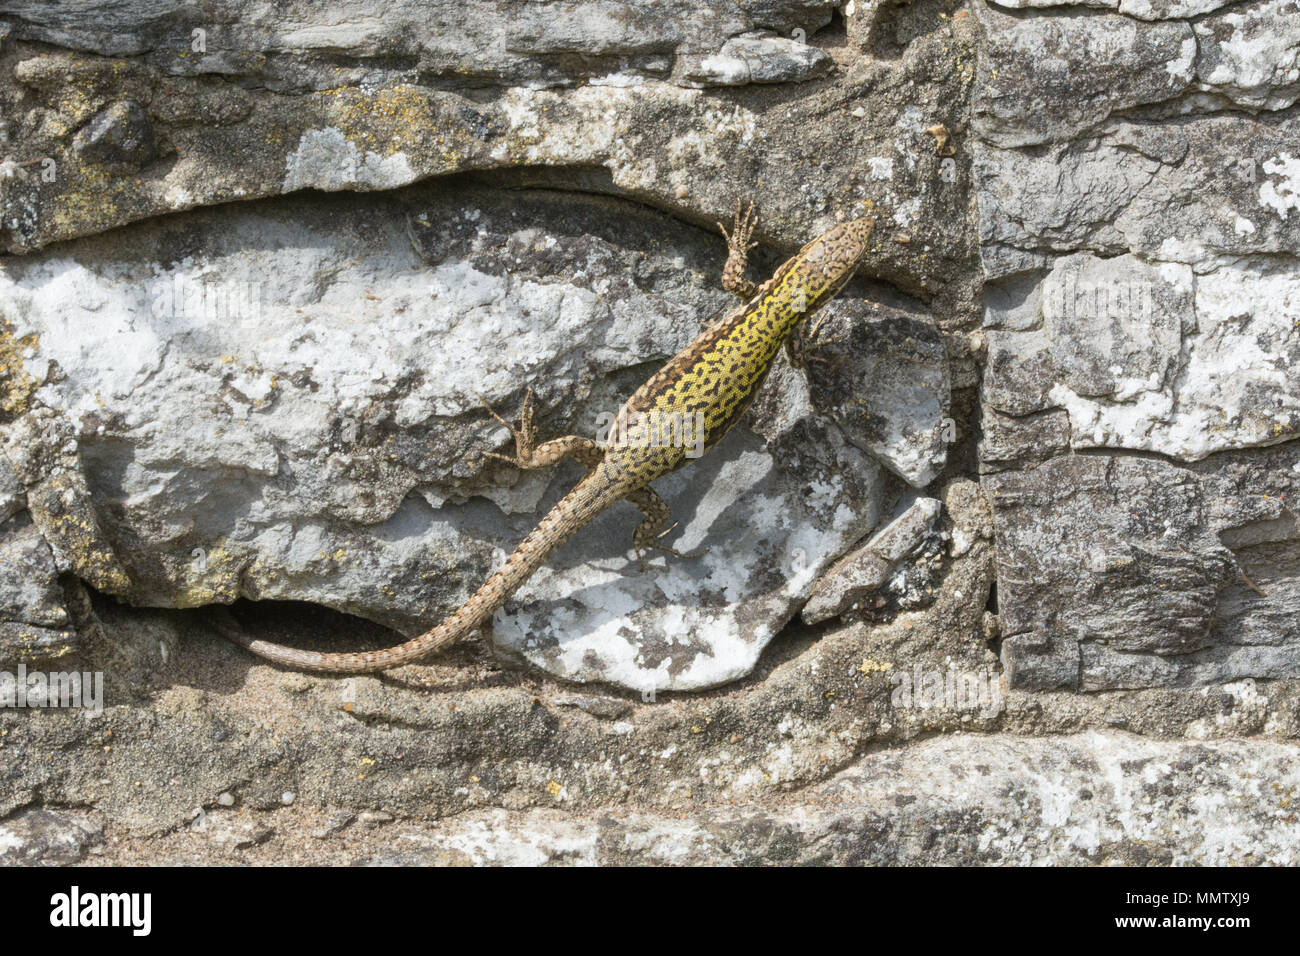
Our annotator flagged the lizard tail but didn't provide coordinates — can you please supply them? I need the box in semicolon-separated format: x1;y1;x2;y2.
213;473;618;673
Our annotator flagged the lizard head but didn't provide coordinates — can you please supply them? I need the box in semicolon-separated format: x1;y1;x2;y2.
783;216;875;311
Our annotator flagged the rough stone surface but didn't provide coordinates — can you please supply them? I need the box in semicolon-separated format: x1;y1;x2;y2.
802;496;941;624
974;0;1300;696
804;294;951;487
678;32;834;87
983;253;1299;460
0;808;103;865
0;0;1294;866
0;187;916;691
353;732;1300;865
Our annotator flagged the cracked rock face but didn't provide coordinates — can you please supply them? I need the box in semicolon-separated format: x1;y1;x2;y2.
974;0;1300;690
984;253;1300;460
0;0;1297;866
0;185;920;691
0;808;102;865
0;0;975;694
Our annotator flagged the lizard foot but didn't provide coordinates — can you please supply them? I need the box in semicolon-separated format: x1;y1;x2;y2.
719;198;759;300
479;389;606;472
478;387;539;466
633;521;708;571
786;310;847;371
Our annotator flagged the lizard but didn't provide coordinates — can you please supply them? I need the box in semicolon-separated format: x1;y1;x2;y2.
217;201;875;673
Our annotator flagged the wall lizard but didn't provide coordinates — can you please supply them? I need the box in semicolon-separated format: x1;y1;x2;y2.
218;202;875;672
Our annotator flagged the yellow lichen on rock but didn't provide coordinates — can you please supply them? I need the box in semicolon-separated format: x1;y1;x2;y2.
0;320;39;420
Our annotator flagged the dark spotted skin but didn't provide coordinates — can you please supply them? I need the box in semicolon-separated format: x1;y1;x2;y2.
218;208;875;672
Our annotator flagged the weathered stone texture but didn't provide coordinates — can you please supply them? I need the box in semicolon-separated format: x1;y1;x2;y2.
0;0;1295;864
974;0;1300;692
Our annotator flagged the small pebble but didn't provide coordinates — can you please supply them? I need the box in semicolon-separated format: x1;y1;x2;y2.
281;791;296;806
280;675;312;694
311;811;355;839
217;791;235;807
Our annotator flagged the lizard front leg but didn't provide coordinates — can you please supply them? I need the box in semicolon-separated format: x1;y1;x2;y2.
626;486;706;570
480;387;604;472
718;198;759;300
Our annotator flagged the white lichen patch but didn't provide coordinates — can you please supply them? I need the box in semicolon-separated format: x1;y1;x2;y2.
1193;0;1300;110
283;127;417;192
494;440;881;691
1022;254;1300;460
1260;152;1300;219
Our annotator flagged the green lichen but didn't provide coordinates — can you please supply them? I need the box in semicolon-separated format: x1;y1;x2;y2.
47;163;141;242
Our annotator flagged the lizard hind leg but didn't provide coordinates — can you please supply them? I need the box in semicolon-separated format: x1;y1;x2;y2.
479;387;605;472
785;309;848;371
626;486;707;571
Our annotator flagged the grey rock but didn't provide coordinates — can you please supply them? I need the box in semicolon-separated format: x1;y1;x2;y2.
986;454;1300;691
982;254;1300;463
0;453;23;523
678;32;833;87
1;409;130;595
0;517;65;627
975;2;1299;145
0;620;78;665
1192;0;1300;111
978;407;1070;474
312;811;355;839
357;732;1300;865
975;117;1300;276
803;496;941;624
972;1;1300;695
72;100;156;169
192;810;273;849
1119;0;1238;14
0;0;787;78
804;296;950;487
973;6;1194;149
0;1;970;321
0;809;102;865
989;0;1254;23
940;479;993;561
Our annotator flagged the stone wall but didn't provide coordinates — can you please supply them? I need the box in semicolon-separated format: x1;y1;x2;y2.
0;0;1295;864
